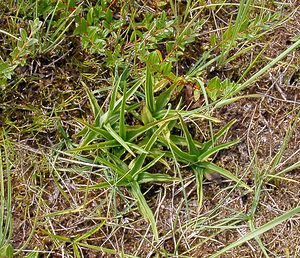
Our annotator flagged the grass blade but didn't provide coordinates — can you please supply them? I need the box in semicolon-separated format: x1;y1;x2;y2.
248;219;270;258
126;115;177;142
76;118;113;140
0;137;13;256
145;65;156;113
94;157;128;179
67;140;118;152
104;124;136;157
198;139;239;161
132;154;165;176
130;181;159;241
198;162;251;191
178;114;198;155
210;206;300;258
275;160;300;177
74;221;105;242
170;135;203;149
271;110;300;170
137;172;178;184
82;81;102;126
129;121;170;178
168;141;197;163
193;166;204;208
200;119;236;153
79;179;129;190
119;81;127;139
155;82;177;112
228;37;300;97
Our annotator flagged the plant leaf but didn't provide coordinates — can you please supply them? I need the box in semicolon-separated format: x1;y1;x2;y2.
94;156;129;179
67;140;118;152
129;121;170;179
193;166;204;208
126;115;177;142
198;139;239;161
198;162;252;191
74;221;105;242
129;181;159;241
119;81;127;139
76;118;113;140
210;206;300;258
104;124;136;157
155;82;177;112
178;114;198;155
145;65;156;113
133;154;165;176
200;119;236;153
137;172;178;184
168;141;197;163
81;81;102;126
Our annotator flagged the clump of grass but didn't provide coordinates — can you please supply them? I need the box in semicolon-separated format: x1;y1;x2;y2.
64;59;253;240
0;132;13;258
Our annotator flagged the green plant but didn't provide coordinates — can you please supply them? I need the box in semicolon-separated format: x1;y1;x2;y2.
65;58;251;240
67;74;180;239
1;1;299;256
210;205;300;258
0;0;83;88
0;133;13;258
0;18;42;86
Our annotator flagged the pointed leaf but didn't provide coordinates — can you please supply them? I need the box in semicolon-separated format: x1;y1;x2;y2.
198;162;252;191
79;179;129;190
170;135;203;149
210;206;300;258
200;119;236;153
132;154;165;176
145;65;156;113
104;124;136;157
76;118;113;140
198;139;239;161
81;81;102;126
119;82;127;139
168;141;197;163
130;182;159;241
155;82;177;112
138;172;178;184
193;166;204;208
94;157;129;179
113;78;144;112
74;221;105;242
178;114;198;155
67;140;118;152
126;115;177;142
130;121;170;179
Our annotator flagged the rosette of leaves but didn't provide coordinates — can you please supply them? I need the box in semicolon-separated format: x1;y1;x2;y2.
66;60;250;240
142;60;251;208
67;67;181;241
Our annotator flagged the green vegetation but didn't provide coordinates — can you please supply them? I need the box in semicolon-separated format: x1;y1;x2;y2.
0;0;299;257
